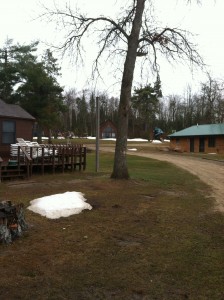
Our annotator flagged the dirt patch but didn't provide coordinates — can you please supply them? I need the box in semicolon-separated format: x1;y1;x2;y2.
7;179;90;189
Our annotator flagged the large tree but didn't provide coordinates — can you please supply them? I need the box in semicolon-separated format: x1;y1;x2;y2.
16;49;65;134
0;40;65;136
43;0;203;178
0;39;38;102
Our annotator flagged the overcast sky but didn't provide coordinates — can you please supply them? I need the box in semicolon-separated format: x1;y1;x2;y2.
1;0;224;97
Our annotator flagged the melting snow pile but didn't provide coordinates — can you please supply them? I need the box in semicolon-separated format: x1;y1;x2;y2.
28;192;92;219
151;140;162;144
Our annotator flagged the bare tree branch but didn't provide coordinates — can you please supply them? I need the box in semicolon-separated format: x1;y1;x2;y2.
138;26;204;72
40;1;204;78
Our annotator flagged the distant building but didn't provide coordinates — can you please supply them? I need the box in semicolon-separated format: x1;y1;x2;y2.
0;99;35;158
100;120;117;139
168;124;224;153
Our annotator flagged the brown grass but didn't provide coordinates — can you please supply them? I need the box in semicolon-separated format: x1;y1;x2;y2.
0;151;224;300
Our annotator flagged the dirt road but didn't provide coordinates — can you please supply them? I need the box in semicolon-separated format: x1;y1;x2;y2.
97;146;224;213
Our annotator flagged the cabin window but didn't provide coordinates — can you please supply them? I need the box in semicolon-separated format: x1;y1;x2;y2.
208;136;216;148
2;120;16;144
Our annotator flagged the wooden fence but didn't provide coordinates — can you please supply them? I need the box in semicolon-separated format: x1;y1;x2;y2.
0;144;86;181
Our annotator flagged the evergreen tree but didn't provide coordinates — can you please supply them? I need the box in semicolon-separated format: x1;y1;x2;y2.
0;40;66;136
0;39;38;102
131;77;162;137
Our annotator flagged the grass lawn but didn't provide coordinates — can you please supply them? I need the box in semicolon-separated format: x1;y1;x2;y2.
0;151;224;300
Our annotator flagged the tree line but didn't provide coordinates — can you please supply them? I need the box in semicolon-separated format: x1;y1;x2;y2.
1;40;224;140
62;74;224;139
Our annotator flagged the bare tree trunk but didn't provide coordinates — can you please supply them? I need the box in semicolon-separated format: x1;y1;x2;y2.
111;0;145;179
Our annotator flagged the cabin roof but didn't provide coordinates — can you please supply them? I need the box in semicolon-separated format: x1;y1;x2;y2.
169;124;224;137
0;99;35;120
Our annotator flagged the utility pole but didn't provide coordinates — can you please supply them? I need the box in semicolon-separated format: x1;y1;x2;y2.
95;96;100;172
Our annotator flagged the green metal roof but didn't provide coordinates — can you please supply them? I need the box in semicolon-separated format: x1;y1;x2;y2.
169;124;224;137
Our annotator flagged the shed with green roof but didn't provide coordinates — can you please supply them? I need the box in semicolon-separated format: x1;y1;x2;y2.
168;124;224;153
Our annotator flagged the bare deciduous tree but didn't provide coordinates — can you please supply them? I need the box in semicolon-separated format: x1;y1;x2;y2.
42;0;204;179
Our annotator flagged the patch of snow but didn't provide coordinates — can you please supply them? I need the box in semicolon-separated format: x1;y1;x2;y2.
27;191;92;219
101;138;116;141
85;137;149;142
128;148;137;151
127;138;148;142
151;140;162;144
33;137;49;141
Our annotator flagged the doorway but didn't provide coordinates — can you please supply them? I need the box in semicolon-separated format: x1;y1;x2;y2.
199;137;205;152
190;138;194;152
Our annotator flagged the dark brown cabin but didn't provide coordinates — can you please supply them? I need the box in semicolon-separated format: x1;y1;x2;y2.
0;100;86;181
100;120;117;139
0;99;35;158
